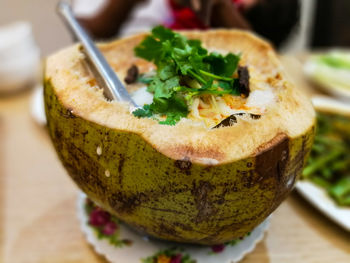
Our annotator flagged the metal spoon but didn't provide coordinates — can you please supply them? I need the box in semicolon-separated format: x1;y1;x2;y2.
56;1;138;108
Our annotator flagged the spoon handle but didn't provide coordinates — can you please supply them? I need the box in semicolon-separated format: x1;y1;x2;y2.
57;1;138;107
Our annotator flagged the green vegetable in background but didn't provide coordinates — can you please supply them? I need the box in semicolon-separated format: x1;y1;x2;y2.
302;112;350;206
310;51;350;93
319;52;350;70
133;26;241;125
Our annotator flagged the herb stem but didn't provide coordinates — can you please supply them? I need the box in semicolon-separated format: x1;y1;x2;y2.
188;69;207;84
199;70;233;81
174;86;232;96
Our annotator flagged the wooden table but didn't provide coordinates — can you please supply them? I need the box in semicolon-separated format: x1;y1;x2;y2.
1;59;350;263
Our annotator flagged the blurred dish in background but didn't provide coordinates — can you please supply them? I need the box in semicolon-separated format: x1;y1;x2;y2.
304;50;350;101
0;21;40;94
31;85;46;126
296;96;350;231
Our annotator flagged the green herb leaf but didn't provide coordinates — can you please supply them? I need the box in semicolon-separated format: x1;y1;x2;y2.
137;75;154;84
158;64;177;80
204;52;240;77
147;76;180;99
134;36;163;63
132;105;153;118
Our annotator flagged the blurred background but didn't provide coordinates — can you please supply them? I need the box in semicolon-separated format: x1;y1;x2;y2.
1;0;350;57
1;0;350;94
1;1;350;263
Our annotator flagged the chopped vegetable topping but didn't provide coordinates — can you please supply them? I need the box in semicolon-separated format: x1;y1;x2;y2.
131;26;244;125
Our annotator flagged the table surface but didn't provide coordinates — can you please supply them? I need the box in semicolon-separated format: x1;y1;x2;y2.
1;56;350;263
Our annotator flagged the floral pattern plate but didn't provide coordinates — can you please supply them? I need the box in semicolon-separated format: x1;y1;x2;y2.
77;192;270;263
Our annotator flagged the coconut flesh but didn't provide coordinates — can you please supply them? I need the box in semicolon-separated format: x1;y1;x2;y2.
44;30;316;244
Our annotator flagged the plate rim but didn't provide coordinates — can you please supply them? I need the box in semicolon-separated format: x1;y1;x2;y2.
295;181;350;231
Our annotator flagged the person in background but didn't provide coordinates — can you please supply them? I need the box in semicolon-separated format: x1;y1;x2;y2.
73;0;300;49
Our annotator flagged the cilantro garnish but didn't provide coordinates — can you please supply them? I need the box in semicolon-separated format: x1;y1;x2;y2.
132;26;241;125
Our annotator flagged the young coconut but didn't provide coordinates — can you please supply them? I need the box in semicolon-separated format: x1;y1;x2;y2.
44;29;315;245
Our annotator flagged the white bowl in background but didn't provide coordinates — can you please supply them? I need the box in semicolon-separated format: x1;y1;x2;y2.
0;21;40;93
0;21;36;59
0;50;41;90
